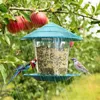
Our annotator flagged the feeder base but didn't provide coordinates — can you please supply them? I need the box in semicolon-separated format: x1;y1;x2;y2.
24;73;80;81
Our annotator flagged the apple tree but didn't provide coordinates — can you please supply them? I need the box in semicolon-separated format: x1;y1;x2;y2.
0;0;100;99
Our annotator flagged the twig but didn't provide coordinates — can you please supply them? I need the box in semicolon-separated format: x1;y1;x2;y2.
73;12;98;21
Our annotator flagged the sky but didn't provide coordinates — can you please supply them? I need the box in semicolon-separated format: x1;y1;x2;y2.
83;0;100;6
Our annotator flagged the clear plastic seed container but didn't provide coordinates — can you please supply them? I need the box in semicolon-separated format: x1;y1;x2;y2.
34;38;69;75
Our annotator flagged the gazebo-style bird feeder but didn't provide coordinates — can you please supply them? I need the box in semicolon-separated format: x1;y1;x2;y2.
22;22;82;81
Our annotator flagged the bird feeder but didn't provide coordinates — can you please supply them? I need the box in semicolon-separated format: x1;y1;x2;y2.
22;22;82;81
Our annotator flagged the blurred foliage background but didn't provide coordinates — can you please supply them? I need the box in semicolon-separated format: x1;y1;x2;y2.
0;0;100;100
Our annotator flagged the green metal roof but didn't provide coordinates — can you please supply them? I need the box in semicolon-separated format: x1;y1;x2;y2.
21;22;83;41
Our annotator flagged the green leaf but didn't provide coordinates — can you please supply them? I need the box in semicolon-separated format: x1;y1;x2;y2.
70;1;80;8
91;20;100;24
4;35;11;45
4;18;9;24
27;0;31;5
20;11;31;21
0;3;8;13
5;55;26;64
96;2;100;11
52;13;61;25
91;5;95;13
97;30;100;33
83;3;89;9
95;2;100;15
0;64;7;84
95;10;100;15
79;0;83;5
3;13;13;19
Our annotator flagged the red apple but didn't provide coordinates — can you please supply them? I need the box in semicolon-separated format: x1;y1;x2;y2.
7;20;19;33
16;16;25;30
30;12;48;28
69;41;74;47
7;16;25;33
22;18;33;31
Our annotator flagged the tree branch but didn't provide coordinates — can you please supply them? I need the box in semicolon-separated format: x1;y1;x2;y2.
9;7;100;21
9;7;49;12
9;7;34;11
54;10;99;21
